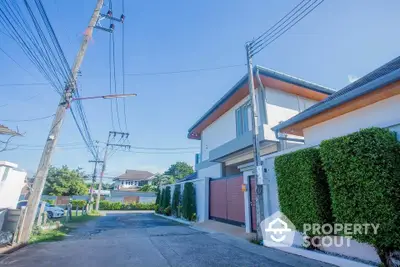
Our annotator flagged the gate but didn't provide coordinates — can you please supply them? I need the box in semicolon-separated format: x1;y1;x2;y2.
209;175;245;226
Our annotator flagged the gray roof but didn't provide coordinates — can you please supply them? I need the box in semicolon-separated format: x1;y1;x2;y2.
188;65;335;137
272;56;400;133
115;170;154;181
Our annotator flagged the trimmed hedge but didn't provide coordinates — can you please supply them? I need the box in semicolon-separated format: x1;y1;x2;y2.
71;200;86;209
99;200;155;210
171;184;181;216
320;128;400;255
275;147;332;232
161;186;171;209
155;188;161;205
182;182;196;221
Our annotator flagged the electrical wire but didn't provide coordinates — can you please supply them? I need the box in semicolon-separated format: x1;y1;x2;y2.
121;0;128;132
112;31;122;131
125;64;246;76
249;0;324;56
0;114;54;122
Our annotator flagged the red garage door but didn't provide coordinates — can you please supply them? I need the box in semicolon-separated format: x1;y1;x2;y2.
209;175;245;226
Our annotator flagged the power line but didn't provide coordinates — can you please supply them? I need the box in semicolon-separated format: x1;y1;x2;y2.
121;0;127;132
0;113;54;122
0;82;48;87
0;46;38;78
0;93;43;108
249;0;324;56
125;64;246;76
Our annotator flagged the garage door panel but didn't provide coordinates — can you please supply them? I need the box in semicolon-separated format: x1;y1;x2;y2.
226;177;245;223
209;179;227;220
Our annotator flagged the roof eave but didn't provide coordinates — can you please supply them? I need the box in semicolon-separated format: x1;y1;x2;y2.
273;68;400;133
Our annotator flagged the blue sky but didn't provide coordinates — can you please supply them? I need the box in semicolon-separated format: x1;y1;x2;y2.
1;0;399;179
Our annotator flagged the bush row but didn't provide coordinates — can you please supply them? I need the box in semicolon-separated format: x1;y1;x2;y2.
155;182;196;221
275;127;400;265
99;201;156;210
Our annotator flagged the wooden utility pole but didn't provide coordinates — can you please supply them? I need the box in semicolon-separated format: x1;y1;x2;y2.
245;42;265;240
19;0;105;243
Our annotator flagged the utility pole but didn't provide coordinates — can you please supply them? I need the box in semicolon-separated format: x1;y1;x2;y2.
88;158;104;204
19;0;105;243
246;42;265;239
95;131;130;211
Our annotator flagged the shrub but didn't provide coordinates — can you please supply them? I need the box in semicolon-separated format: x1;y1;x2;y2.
71;200;86;209
98;200;155;210
275;147;332;234
155;188;161;205
171;184;181;216
161;186;171;209
159;189;165;208
320;127;400;265
164;206;172;216
44;199;55;205
182;182;196;221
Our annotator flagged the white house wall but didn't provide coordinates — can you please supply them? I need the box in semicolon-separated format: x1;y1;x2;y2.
265;87;317;129
303;94;400;145
197;163;222;180
201;97;249;161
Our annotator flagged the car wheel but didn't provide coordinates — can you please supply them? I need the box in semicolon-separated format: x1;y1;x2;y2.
47;211;53;219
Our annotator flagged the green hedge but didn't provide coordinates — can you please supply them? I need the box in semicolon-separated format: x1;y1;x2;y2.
171;185;181;216
320;127;400;254
99;201;155;210
182;182;196;221
155;188;161;205
71;200;87;209
275;147;332;232
161;186;171;209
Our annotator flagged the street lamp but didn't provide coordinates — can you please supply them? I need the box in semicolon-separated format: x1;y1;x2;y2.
72;93;137;101
66;93;137;108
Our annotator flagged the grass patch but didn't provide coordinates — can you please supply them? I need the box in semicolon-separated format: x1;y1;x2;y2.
29;227;71;244
30;211;101;244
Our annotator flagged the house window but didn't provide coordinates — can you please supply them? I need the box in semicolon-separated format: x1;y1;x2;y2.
235;102;251;136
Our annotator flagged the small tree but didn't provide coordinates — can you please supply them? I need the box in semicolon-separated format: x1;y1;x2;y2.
182;182;196;221
155;188;161;205
161;186;171;209
171;184;181;216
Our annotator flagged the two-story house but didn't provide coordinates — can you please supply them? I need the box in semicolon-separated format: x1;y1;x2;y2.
187;66;334;231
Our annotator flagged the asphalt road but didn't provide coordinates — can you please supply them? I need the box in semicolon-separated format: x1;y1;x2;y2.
0;212;334;267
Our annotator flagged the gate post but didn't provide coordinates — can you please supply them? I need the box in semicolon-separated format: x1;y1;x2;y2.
204;177;210;220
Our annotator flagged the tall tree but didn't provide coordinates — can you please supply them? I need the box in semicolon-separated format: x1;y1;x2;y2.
164;161;194;180
152;173;174;187
43;165;88;196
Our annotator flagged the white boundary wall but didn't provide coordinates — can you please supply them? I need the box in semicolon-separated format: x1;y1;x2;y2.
161;178;207;222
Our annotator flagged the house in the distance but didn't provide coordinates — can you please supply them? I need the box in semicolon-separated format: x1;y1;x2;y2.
113;170;155;191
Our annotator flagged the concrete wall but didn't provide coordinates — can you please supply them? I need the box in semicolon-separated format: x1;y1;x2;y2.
303;94;400;145
265;87;317;129
197;163;222;180
201;97;249;161
0;162;27;209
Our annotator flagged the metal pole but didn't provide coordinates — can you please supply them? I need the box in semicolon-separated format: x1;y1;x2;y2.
95;135;111;211
19;0;104;243
246;43;265;239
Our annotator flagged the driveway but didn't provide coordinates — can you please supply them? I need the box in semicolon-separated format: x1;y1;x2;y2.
0;212;334;267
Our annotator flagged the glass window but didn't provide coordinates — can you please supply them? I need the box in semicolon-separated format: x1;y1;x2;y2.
235;101;251;137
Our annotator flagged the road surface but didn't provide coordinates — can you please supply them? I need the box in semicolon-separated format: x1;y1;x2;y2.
0;212;334;267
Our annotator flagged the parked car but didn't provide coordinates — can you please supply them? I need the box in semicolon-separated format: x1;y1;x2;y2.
16;201;65;219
